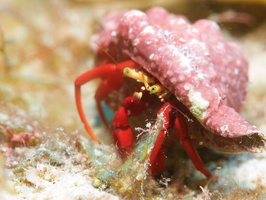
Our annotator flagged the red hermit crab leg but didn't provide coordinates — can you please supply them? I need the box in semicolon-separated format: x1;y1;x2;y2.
148;102;171;175
112;92;151;157
150;101;213;177
75;60;138;142
174;112;212;178
112;90;166;175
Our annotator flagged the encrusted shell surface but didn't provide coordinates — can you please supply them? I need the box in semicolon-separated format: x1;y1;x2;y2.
92;7;266;153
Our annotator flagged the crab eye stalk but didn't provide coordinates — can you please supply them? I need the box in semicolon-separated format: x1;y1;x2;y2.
123;67;155;85
123;67;142;81
149;84;164;94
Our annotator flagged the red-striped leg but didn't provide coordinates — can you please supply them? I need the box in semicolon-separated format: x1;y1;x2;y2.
174;114;212;178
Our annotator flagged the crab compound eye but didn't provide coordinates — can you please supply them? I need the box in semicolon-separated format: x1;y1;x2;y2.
123;67;131;76
149;84;164;94
150;85;158;93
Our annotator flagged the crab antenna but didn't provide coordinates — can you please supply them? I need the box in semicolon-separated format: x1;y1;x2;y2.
75;82;99;142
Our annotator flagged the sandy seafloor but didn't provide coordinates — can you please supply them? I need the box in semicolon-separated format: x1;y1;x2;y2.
0;0;266;199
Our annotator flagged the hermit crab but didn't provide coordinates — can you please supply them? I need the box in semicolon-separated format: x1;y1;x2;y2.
75;7;266;177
